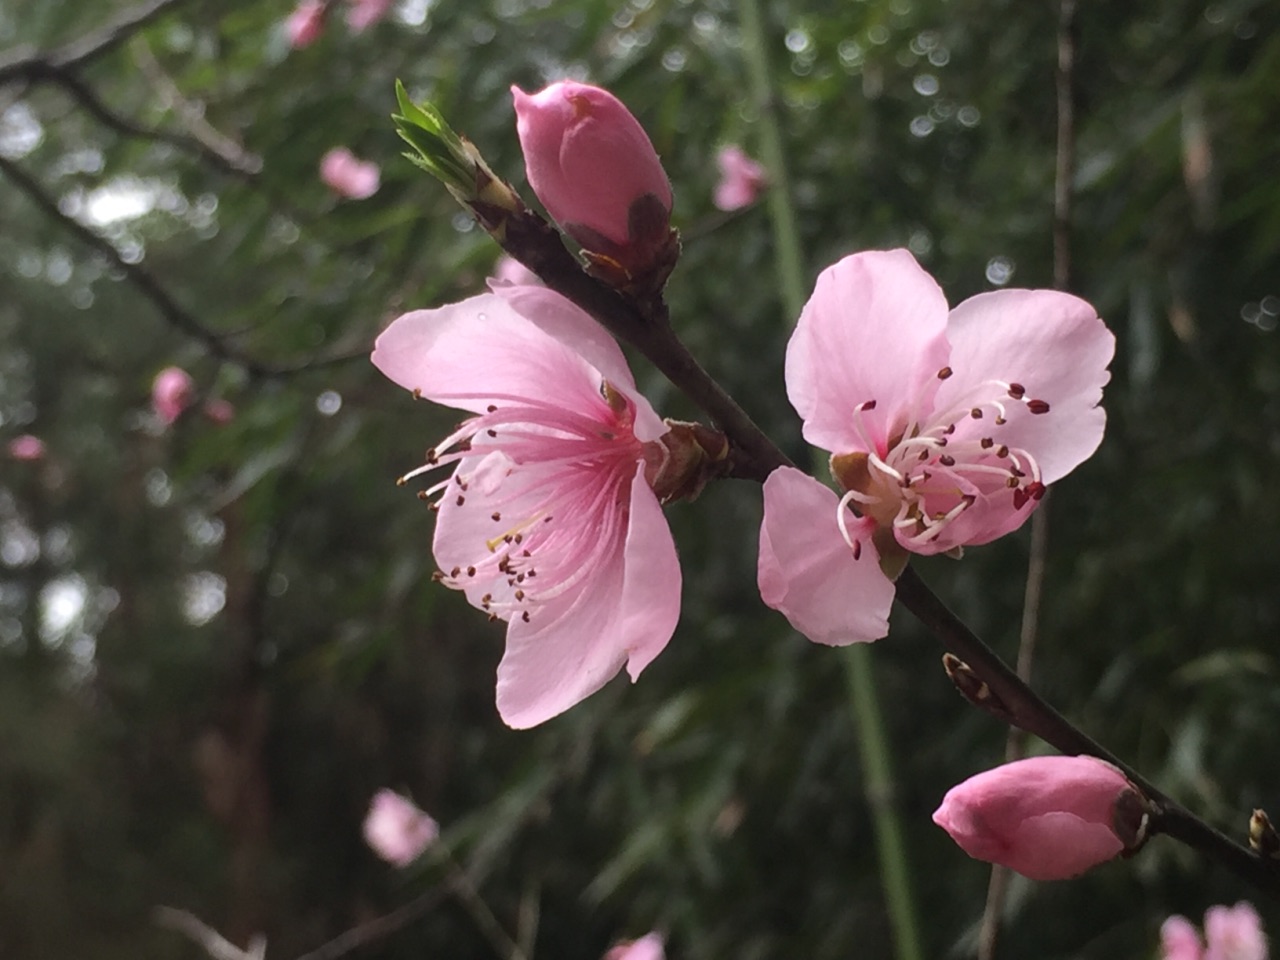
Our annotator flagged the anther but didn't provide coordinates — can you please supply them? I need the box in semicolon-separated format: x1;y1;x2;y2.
487;404;497;412
1026;481;1046;501
1013;488;1029;509
1007;383;1025;399
521;611;531;623
449;566;461;578
980;438;994;449
852;540;862;560
994;416;1007;426
412;388;423;399
1006;477;1019;488
514;589;525;601
1027;399;1051;415
1010;467;1025;478
417;491;430;501
456;495;465;506
491;512;501;521
996;445;1009;458
466;566;476;577
431;571;445;582
970;408;983;419
944;424;956;435
939;454;956;467
487;429;497;437
860;399;878;411
937;366;953;380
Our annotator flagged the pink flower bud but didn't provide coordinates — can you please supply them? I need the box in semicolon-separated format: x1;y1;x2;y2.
203;398;236;426
362;789;439;867
152;367;195;425
7;434;46;461
1162;915;1206;960
1205;902;1267;960
932;755;1140;881
603;932;665;960
512;81;672;271
320;147;381;200
285;0;326;48
713;144;767;211
345;0;392;32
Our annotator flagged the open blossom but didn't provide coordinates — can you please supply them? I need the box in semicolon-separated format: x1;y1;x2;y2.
320;147;381;199
713;145;767;211
285;0;326;48
758;249;1113;645
512;81;672;273
932;755;1139;881
1205;903;1268;960
603;932;665;960
345;0;393;31
7;435;45;461
152;366;195;425
371;285;681;728
362;789;439;867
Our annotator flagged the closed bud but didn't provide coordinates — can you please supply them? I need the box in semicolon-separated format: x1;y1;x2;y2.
512;81;673;278
932;755;1146;881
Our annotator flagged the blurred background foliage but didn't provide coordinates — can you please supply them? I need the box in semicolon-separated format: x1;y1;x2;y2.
1;0;1279;957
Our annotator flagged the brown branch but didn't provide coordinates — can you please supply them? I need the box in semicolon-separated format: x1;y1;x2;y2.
154;907;266;960
0;0;191;84
292;886;449;960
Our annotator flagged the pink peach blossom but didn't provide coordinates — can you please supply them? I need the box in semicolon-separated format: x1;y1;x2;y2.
713;144;767;211
758;249;1113;645
362;789;439;867
285;0;326;48
320;147;381;200
512;81;672;270
152;366;195;425
932;755;1135;881
371;284;680;728
345;0;393;31
7;434;45;461
603;932;665;960
1205;902;1268;960
1163;915;1206;960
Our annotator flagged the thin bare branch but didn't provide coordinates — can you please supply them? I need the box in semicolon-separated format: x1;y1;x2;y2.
0;0;191;84
154;907;266;960
292;886;448;960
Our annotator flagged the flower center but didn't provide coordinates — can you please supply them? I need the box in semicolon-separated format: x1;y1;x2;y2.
400;380;650;624
831;366;1051;553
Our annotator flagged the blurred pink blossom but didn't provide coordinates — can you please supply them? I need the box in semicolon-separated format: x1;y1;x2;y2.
713;144;767;211
203;399;236;425
285;0;326;48
603;932;665;960
491;255;540;287
931;755;1135;881
512;81;672;273
371;285;680;728
1205;902;1267;960
757;249;1114;645
152;367;195;425
7;435;46;461
362;789;438;867
346;0;393;32
320;147;381;200
1162;915;1206;960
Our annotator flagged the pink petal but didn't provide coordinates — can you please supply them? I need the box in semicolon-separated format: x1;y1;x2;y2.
492;285;666;441
786;250;952;456
362;789;439;867
1205;902;1267;960
1006;811;1126;882
604;932;666;960
1162;915;1206;960
372;293;618;418
936;288;1114;485
757;467;895;645
494;467;679;728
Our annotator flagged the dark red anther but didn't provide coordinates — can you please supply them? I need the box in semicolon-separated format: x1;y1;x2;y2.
456;495;465;506
1027;399;1051;415
852;540;862;561
1013;488;1029;509
938;366;953;380
521;611;531;623
466;566;476;577
861;399;878;411
996;445;1009;458
939;454;956;467
970;408;983;419
486;404;498;412
1027;481;1046;501
1007;383;1026;399
980;437;994;449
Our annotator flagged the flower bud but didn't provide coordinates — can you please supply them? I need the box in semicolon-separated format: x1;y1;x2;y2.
932;755;1144;881
603;933;665;960
320;147;381;200
362;789;439;867
152;367;194;425
285;0;326;49
7;434;45;461
713;144;767;211
512;81;672;275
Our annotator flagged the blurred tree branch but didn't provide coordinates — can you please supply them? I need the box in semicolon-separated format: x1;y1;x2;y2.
0;0;191;84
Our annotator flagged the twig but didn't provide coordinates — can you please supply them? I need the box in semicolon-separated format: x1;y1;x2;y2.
292;886;449;960
0;0;191;84
977;4;1077;955
442;853;530;960
154;907;266;960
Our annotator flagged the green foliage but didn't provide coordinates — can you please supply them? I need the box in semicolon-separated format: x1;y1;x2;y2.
1;0;1279;958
